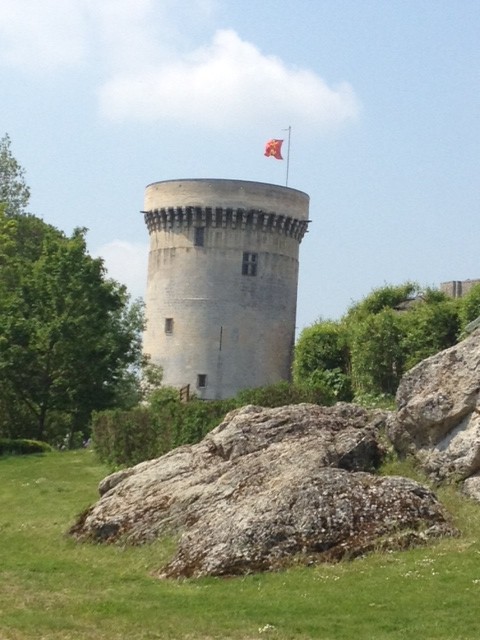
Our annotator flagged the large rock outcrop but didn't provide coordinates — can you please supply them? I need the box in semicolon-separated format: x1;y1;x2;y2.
70;403;455;578
388;329;480;499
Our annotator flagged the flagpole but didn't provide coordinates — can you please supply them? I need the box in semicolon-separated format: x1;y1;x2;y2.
283;126;291;186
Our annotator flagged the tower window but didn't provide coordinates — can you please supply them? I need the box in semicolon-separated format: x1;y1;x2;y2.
194;227;205;247
164;318;173;334
242;252;257;276
197;374;207;388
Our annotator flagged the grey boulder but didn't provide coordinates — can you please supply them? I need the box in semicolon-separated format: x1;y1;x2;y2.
70;403;455;578
388;329;480;497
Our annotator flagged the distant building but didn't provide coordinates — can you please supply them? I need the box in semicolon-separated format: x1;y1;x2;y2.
440;280;480;298
142;179;310;400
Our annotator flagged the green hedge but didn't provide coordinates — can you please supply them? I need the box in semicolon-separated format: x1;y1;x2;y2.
235;380;337;407
0;438;53;456
92;381;334;468
92;399;236;468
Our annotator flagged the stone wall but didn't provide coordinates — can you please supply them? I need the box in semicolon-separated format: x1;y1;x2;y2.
440;279;480;298
142;179;310;400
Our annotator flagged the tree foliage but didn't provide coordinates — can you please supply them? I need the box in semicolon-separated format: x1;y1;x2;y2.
0;210;144;444
294;321;349;380
400;294;459;370
458;283;480;331
293;321;352;400
92;380;336;467
349;308;404;395
294;282;464;403
0;133;30;216
345;282;420;319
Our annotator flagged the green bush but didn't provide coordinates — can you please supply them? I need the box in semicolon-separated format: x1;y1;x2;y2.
294;321;350;384
92;407;164;468
294;282;465;401
92;380;335;468
92;397;236;467
173;398;236;447
0;438;53;456
235;380;336;407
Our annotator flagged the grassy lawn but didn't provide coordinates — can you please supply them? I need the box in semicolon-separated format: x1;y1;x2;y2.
1;450;480;640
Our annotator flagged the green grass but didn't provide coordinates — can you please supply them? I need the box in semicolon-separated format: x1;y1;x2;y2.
1;450;480;639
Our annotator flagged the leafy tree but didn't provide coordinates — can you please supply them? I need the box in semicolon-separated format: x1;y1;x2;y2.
295;282;463;404
400;293;460;370
0;133;30;216
345;282;420;319
458;283;480;331
344;283;459;396
293;321;352;400
294;320;349;381
349;308;404;396
0;211;144;444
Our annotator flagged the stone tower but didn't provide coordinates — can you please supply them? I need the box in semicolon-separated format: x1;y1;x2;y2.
142;179;309;400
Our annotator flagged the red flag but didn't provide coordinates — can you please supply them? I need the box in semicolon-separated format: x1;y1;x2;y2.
264;139;283;160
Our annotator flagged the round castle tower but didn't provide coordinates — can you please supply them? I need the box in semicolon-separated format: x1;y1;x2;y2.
142;179;310;400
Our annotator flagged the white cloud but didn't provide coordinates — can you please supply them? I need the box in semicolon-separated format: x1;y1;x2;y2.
99;29;359;132
94;240;148;301
83;0;164;73
0;1;359;132
0;0;216;73
0;0;88;72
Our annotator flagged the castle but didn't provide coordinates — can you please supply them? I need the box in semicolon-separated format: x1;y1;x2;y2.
142;179;310;400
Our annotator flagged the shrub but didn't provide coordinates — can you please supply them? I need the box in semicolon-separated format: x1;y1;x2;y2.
0;438;53;456
92;407;164;468
235;380;336;407
173;398;236;447
294;321;350;384
92;397;236;467
92;380;336;468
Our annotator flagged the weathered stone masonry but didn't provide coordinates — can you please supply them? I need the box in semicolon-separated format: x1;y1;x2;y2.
142;179;310;400
144;207;309;240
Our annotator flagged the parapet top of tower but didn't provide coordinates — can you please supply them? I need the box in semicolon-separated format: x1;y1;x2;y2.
144;178;310;221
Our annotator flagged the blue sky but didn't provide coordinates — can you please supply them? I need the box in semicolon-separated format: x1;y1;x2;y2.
1;0;479;332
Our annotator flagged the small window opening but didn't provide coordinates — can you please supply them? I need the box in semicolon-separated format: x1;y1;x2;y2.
164;318;173;334
194;227;205;247
242;252;258;276
197;374;207;388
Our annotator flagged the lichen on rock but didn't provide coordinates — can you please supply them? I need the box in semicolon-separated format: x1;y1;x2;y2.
70;402;456;578
388;329;480;486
